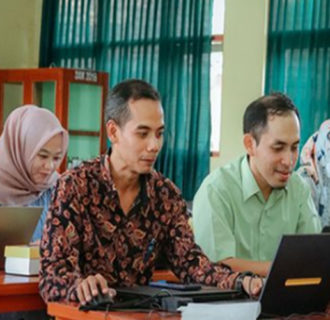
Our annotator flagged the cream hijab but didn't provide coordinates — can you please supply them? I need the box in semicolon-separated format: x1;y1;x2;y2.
0;105;68;205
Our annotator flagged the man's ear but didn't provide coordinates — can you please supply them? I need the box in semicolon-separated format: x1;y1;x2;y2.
106;120;119;144
243;133;257;156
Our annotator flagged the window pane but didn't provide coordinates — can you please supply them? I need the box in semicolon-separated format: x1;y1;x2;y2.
210;0;225;153
212;0;225;34
33;82;56;112
3;83;23;121
210;50;223;152
68;83;102;131
67;135;100;164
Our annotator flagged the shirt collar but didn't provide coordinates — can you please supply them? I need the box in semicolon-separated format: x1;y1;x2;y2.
241;156;261;202
101;149;152;203
241;155;288;202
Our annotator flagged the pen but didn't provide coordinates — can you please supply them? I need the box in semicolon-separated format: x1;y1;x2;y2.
143;238;156;263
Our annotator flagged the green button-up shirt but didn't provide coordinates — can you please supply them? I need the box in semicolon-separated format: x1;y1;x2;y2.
192;156;321;262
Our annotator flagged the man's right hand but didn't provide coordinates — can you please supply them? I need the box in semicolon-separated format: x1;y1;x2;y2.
221;257;271;277
76;273;116;305
242;276;263;298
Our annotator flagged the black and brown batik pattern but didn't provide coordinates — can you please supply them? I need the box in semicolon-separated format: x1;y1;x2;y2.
39;155;238;302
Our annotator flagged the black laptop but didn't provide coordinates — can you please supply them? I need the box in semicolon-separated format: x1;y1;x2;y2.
260;234;330;317
116;284;241;303
80;283;242;312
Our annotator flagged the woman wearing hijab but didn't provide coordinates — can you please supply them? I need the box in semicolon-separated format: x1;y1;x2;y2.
298;120;330;229
0;105;69;242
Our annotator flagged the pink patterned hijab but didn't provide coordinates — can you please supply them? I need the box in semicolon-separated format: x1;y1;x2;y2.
0;105;68;205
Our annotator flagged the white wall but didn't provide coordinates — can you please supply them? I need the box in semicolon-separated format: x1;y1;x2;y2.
211;0;269;170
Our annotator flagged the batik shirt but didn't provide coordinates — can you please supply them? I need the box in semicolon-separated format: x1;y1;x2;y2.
39;154;239;302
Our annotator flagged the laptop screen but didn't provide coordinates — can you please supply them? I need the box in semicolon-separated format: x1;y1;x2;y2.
0;207;42;269
260;234;330;317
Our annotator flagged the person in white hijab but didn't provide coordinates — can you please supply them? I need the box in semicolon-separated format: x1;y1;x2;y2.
0;105;68;241
298;120;330;228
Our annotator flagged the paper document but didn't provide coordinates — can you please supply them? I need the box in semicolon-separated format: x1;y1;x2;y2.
179;300;261;320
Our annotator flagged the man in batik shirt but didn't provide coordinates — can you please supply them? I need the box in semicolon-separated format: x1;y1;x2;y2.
39;79;261;305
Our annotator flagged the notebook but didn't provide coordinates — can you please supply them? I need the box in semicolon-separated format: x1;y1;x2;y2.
260;234;330;317
0;207;42;269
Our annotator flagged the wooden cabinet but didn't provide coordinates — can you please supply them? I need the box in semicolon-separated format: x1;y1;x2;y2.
0;68;109;171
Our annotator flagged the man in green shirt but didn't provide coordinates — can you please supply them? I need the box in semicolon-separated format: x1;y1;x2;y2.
193;93;321;277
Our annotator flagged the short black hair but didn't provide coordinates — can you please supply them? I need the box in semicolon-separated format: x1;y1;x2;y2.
105;79;160;126
243;92;300;143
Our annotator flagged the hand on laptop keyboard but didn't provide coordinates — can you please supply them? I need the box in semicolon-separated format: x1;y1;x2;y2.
79;290;115;311
243;276;263;298
76;274;116;306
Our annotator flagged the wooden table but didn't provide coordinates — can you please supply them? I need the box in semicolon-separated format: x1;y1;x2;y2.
150;270;178;282
48;302;181;320
0;270;176;314
48;302;330;320
4;269;328;319
46;270;179;319
0;271;46;313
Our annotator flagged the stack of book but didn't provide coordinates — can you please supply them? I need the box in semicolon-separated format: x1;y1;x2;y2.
4;245;39;276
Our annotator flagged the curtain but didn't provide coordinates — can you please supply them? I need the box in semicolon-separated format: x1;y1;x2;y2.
265;0;330;147
40;0;213;201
